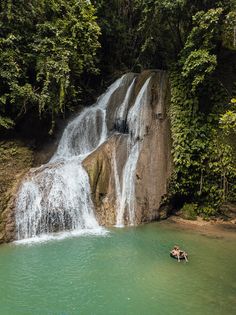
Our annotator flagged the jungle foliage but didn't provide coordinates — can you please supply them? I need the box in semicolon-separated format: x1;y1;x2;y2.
93;0;236;212
93;0;236;71
0;0;100;133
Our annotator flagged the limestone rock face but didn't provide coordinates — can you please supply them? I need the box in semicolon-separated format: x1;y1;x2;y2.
83;135;128;226
0;141;33;243
135;71;172;223
84;70;172;225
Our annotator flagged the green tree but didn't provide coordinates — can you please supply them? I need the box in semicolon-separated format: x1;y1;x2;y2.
220;99;236;134
93;0;234;72
0;0;100;133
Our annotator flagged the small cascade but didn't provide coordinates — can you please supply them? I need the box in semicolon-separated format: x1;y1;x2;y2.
16;161;97;239
52;76;124;161
114;77;136;133
127;77;152;143
115;77;152;226
112;148;122;213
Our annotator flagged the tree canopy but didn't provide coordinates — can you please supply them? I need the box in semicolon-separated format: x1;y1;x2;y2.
0;0;100;133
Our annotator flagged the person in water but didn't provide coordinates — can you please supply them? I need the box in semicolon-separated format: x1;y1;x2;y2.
171;245;180;261
171;245;188;262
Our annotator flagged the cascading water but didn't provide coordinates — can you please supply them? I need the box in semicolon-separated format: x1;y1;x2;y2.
15;75;130;240
15;72;156;241
115;77;152;226
114;77;136;133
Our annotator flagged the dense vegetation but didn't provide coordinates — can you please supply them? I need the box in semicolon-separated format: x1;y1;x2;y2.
94;0;236;215
0;0;236;215
0;0;100;133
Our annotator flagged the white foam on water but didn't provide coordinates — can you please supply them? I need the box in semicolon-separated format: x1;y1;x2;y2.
14;227;109;245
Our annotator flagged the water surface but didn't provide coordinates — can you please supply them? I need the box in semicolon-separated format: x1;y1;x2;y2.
0;222;235;315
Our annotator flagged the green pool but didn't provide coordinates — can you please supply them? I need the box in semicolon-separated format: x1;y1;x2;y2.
0;222;235;315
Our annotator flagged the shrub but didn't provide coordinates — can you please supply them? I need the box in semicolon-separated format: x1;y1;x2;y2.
198;206;218;220
181;203;198;220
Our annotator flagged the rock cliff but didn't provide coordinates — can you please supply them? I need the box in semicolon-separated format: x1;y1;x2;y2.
83;70;172;225
0;141;33;243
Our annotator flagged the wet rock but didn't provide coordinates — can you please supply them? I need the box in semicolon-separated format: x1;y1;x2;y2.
83;134;128;226
0;141;33;243
84;70;172;225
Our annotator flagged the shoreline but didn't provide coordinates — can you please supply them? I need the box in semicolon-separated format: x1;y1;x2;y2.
164;215;236;239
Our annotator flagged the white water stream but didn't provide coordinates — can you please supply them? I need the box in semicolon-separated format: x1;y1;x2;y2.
115;78;152;226
15;74;152;240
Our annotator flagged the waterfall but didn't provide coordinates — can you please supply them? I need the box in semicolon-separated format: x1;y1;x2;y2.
115;77;152;226
114;77;136;133
15;72;157;241
112;148;122;213
51;76;125;161
15;75;129;240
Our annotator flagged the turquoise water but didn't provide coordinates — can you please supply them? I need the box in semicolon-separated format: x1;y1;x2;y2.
0;222;236;315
